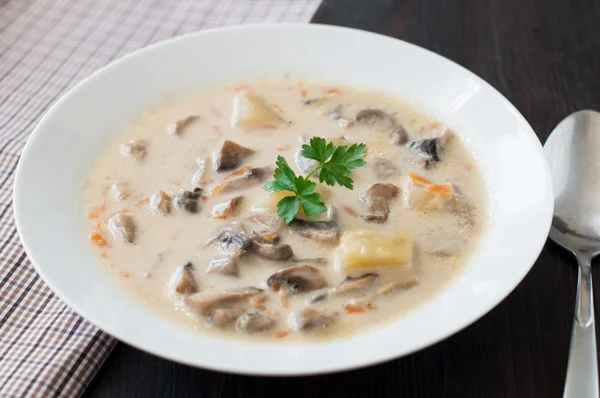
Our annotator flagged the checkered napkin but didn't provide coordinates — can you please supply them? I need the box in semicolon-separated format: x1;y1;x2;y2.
0;1;320;397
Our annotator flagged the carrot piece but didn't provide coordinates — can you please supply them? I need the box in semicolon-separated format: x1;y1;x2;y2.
87;207;102;219
277;144;292;152
343;303;366;314
280;289;289;308
342;205;359;218
427;184;453;198
89;232;107;247
430;122;442;129
226;165;253;179
276;331;290;339
326;88;340;95
300;88;308;97
408;172;432;185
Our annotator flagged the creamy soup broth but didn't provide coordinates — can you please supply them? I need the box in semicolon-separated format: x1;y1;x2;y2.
84;78;488;341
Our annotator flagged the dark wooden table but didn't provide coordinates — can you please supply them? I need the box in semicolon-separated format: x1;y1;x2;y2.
83;0;600;397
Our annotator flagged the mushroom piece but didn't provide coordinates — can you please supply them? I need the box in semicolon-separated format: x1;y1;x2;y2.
209;166;272;195
191;156;210;186
250;239;293;261
288;219;341;245
390;126;409;145
205;307;244;328
245;210;284;232
296;150;320;174
167;115;199;135
173;188;202;213
236;311;276;333
172;263;198;294
210;196;242;220
289;308;338;331
205;220;251;252
355;108;395;129
206;253;239;277
148;190;171;215
107;213;136;244
358;183;399;223
214;140;255;171
407;128;452;168
185;286;263;313
377;277;418;295
301;97;327;106
267;265;327;294
110;183;132;202
369;157;399;179
308;273;379;303
327;105;353;128
119;140;147;163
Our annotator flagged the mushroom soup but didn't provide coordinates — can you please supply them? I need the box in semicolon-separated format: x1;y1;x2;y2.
84;79;488;340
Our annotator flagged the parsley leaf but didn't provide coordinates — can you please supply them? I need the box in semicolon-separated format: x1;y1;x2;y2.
263;137;367;223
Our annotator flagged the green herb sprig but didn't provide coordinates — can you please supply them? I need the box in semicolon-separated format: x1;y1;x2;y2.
263;137;367;223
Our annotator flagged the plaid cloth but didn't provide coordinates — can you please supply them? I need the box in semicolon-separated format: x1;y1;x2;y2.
0;1;320;397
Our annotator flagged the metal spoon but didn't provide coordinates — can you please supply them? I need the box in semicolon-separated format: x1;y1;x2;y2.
544;110;600;398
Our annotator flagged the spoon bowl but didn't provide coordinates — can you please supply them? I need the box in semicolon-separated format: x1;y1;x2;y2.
544;109;600;398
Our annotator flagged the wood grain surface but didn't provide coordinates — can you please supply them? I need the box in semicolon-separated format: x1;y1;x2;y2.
83;0;600;396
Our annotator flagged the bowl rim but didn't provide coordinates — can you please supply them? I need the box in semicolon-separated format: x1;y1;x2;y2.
13;22;553;375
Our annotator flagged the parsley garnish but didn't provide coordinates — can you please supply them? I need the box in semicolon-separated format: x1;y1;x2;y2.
263;137;367;223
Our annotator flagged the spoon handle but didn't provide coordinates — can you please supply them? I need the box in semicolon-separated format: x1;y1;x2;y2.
564;254;599;398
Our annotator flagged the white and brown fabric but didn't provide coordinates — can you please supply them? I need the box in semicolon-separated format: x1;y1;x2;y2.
0;1;320;396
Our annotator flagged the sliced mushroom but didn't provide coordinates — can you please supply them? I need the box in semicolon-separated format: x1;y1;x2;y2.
327;105;353;128
206;253;239;277
407;128;452;168
289;308;338;331
288;219;340;245
236;311;276;333
308;273;379;303
355;108;395;129
191;156;210;186
205;307;244;328
331;273;379;295
296;150;320;174
267;265;327;294
377;277;418;295
167;115;199;135
230;91;286;128
173;263;198;294
107;213;135;244
250;239;293;261
369;157;399;179
214;140;255;171
358;183;399;223
301;97;327;106
110;183;132;202
148;190;171;215
185;286;263;313
245;210;284;232
205;220;251;253
390;126;409;145
173;188;202;213
211;196;242;220
119;140;147;163
209;166;272;195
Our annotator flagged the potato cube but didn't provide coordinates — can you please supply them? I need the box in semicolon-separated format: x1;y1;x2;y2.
230;91;285;128
336;230;412;270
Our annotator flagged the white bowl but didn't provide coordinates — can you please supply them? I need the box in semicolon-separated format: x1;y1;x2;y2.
13;23;553;375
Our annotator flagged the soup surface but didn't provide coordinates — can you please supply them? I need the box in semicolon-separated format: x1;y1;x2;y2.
84;78;488;341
